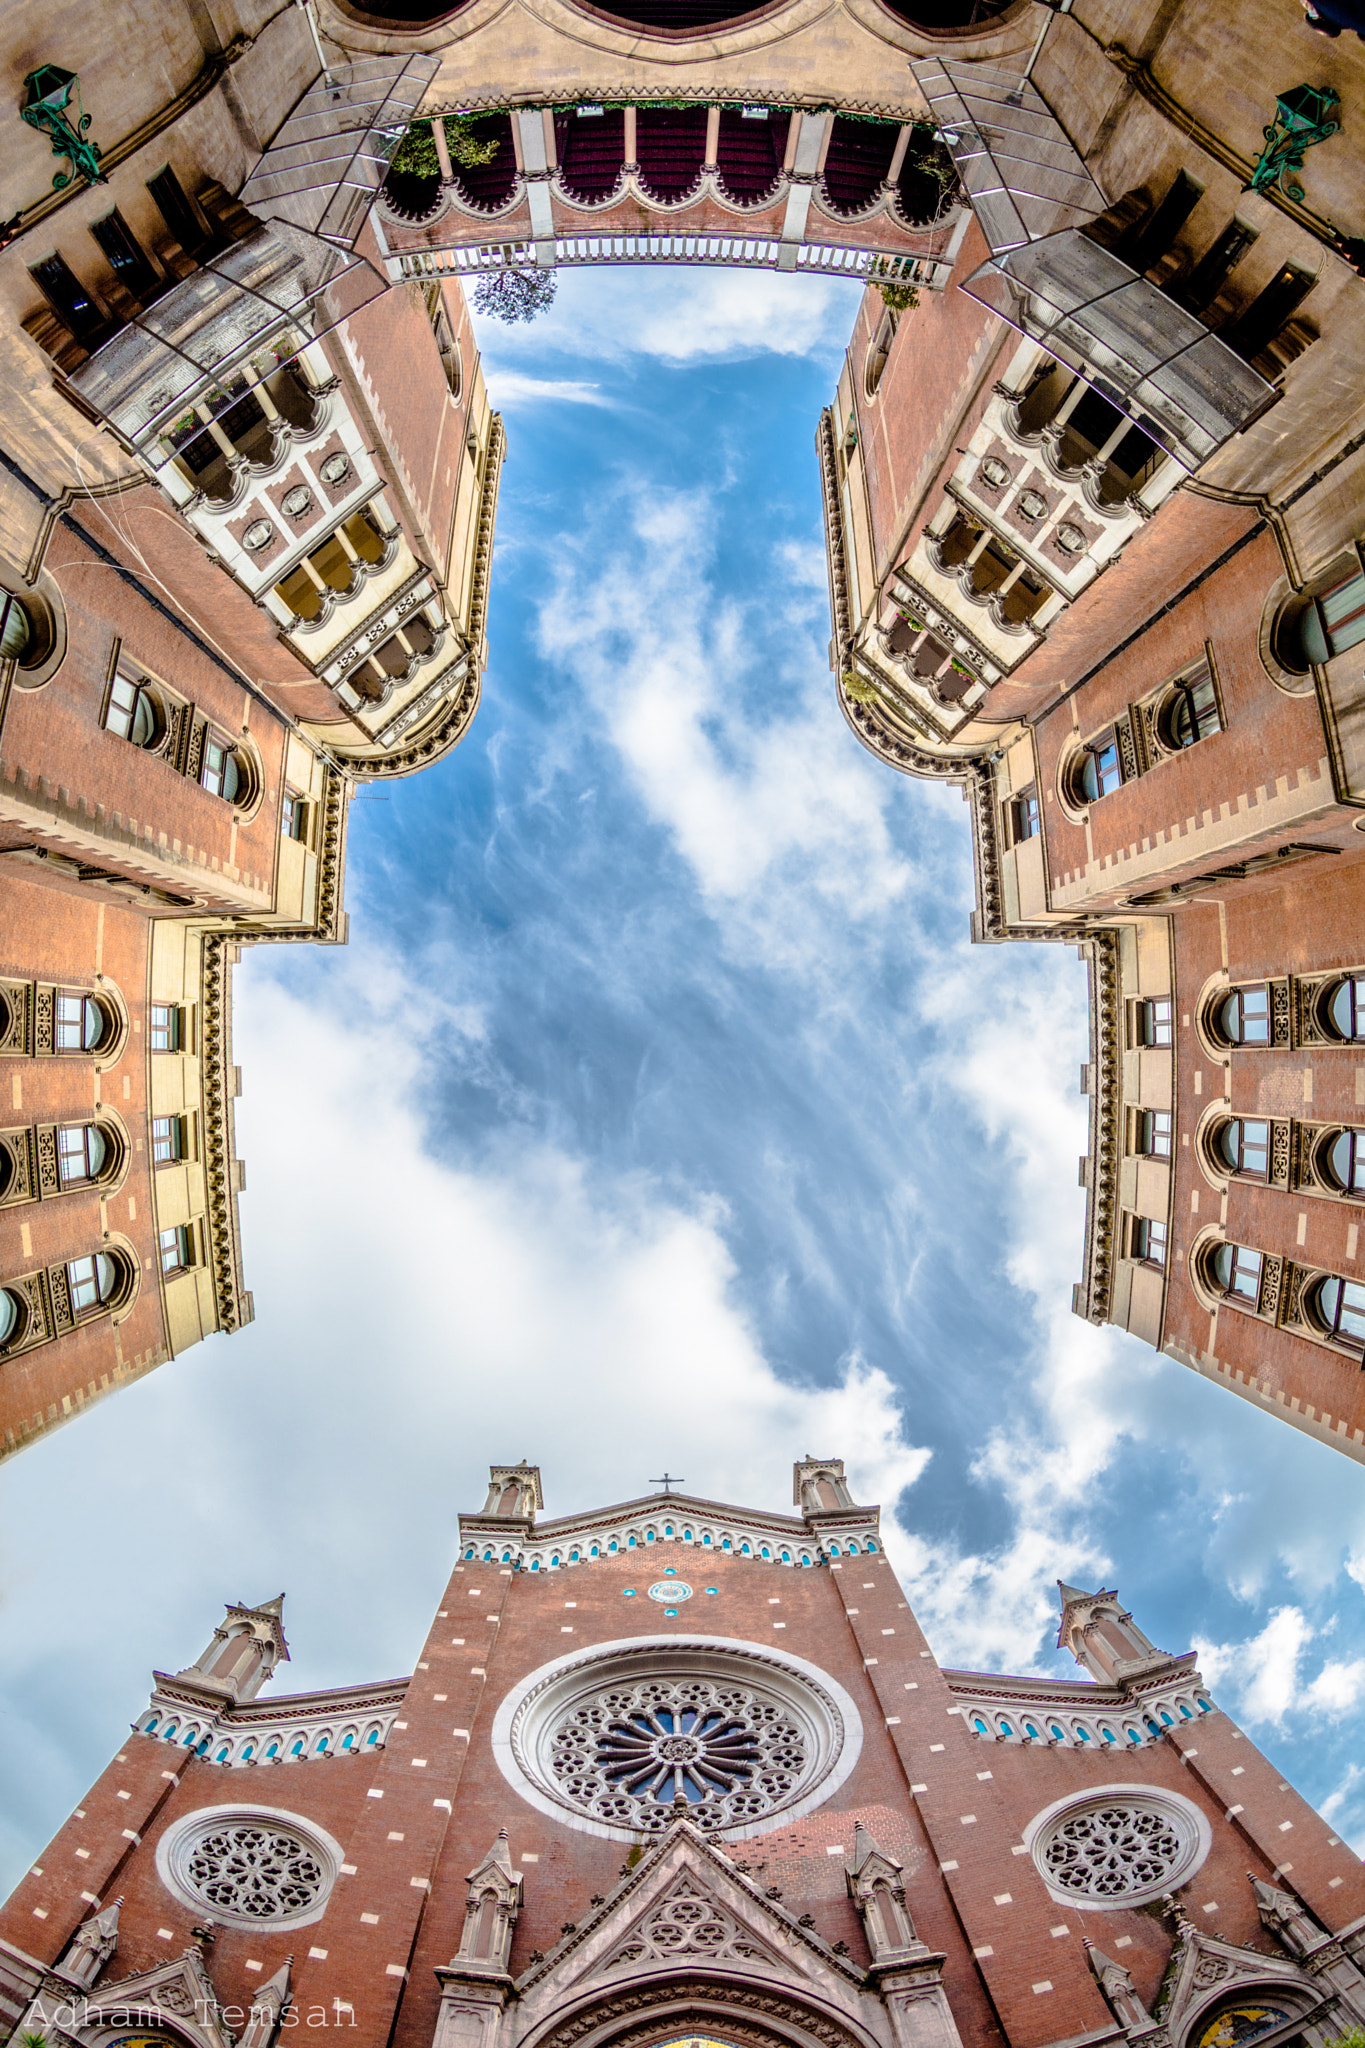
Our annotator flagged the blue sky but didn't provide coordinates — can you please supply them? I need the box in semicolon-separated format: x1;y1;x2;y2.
3;265;1365;1891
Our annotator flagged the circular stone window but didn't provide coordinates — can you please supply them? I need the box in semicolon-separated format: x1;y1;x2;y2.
1026;1787;1209;1910
155;1806;343;1928
492;1635;861;1842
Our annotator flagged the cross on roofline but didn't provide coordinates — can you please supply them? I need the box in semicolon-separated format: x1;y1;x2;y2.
650;1472;684;1495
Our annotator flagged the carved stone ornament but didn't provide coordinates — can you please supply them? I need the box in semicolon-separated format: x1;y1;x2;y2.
242;520;275;551
1029;1789;1208;1909
608;1879;778;1970
156;1806;342;1930
281;486;313;519
319;452;351;485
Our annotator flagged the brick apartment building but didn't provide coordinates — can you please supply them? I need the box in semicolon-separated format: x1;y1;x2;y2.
820;15;1365;1463
3;1460;1365;2047
0;0;504;1454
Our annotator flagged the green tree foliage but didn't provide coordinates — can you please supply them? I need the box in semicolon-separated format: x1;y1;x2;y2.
472;268;559;324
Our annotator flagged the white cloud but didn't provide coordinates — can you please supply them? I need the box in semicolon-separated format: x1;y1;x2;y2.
1196;1607;1314;1726
482;371;614;409
474;266;865;367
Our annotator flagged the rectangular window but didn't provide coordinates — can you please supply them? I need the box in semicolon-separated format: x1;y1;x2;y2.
1132;1217;1168;1267
57;1124;99;1183
29;253;107;348
54;992;89;1052
89;210;160;300
1237;985;1271;1045
151;1116;184;1164
1009;788;1041;843
201;736;229;797
1136;1110;1172;1159
149;1003;181;1053
67;1254;103;1312
1229;1244;1264;1301
1136;998;1173;1049
159;1224;193;1275
147;166;213;261
281;791;307;841
1316;568;1365;659
1240;1118;1271;1176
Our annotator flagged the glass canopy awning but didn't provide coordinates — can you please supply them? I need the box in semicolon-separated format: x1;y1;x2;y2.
239;55;438;247
910;56;1277;471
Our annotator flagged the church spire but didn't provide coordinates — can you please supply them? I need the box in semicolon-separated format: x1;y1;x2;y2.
158;1594;290;1705
1056;1581;1173;1683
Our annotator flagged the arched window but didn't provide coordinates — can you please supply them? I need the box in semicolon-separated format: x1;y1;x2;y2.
1208;1240;1264;1305
627;1535;637;1547
740;1541;751;1555
1215;984;1270;1046
1292;560;1365;665
1309;1274;1365;1348
215;1745;230;1762
0;590;39;663
67;1250;125;1316
1048;1722;1064;1741
163;1722;178;1740
1324;1127;1365;1195
1100;1726;1116;1744
464;1546;476;1559
587;1545;597;1559
201;734;249;802
570;1548;580;1562
104;670;166;749
1160;664;1221;749
56;1122;111;1185
760;1545;771;1559
973;1715;988;1734
291;1739;304;1756
54;990;118;1054
866;1539;878;1552
1023;1721;1040;1740
1217;1118;1270;1178
366;1730;379;1746
1325;974;1365;1042
144;1714;160;1734
999;1718;1013;1736
0;1286;28;1351
1072;732;1125;803
848;1540;861;1555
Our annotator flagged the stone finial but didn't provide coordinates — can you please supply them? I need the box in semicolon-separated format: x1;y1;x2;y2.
1084;1938;1151;2027
793;1458;854;1513
1250;1872;1321;1958
240;1953;292;2048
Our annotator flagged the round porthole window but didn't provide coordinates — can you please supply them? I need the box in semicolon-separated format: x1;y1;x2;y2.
648;1580;692;1602
155;1805;343;1928
1025;1787;1210;1910
492;1636;861;1842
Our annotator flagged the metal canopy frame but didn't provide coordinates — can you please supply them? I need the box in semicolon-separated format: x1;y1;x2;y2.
239;55;439;247
909;55;1277;471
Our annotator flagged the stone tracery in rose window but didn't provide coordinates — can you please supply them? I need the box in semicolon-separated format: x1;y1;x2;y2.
185;1822;326;1918
550;1677;807;1831
1039;1802;1187;1899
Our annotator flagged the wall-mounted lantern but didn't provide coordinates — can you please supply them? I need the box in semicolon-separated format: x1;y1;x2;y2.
1248;84;1341;204
20;65;106;191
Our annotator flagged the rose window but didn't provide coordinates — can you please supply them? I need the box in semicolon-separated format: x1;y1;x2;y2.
1030;1792;1206;1908
550;1678;806;1831
157;1807;341;1928
494;1639;861;1841
186;1823;325;1917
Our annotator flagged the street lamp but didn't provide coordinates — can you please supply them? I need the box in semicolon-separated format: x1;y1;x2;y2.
20;65;106;191
1247;83;1341;205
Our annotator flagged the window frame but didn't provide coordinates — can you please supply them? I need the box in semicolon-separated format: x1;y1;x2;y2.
1159;656;1223;752
1209;1240;1264;1306
159;1223;195;1276
1217;1116;1271;1179
56;1122;110;1186
102;666;167;750
1215;984;1271;1047
1134;997;1173;1049
1324;1126;1365;1197
149;1002;183;1053
1072;730;1126;805
1131;1216;1168;1269
67;1249;123;1317
1135;1110;1172;1159
1310;1273;1365;1351
1325;974;1365;1043
1007;786;1041;845
151;1115;186;1165
53;989;115;1056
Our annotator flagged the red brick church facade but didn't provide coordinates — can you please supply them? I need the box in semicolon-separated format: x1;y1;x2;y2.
3;1461;1363;2048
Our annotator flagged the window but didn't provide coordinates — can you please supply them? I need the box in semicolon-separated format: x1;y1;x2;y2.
1297;563;1365;665
152;1116;185;1164
89;210;160;301
1326;974;1365;1042
160;1810;336;1928
1030;1790;1206;1908
1217;1117;1270;1178
1135;998;1173;1048
104;670;165;748
201;735;245;801
159;1224;193;1275
67;1250;121;1315
147;166;214;262
1325;1127;1365;1195
1074;733;1124;803
1311;1274;1365;1348
1210;1241;1264;1304
150;1003;181;1052
1162;662;1222;749
55;991;116;1054
281;792;307;841
0;592;37;664
0;1286;26;1350
1132;1217;1167;1267
1009;787;1041;842
29;252;107;348
1135;1111;1172;1158
57;1123;109;1185
1217;984;1270;1046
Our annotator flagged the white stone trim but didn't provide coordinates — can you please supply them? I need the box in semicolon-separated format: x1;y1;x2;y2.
1022;1784;1211;1911
490;1634;862;1843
